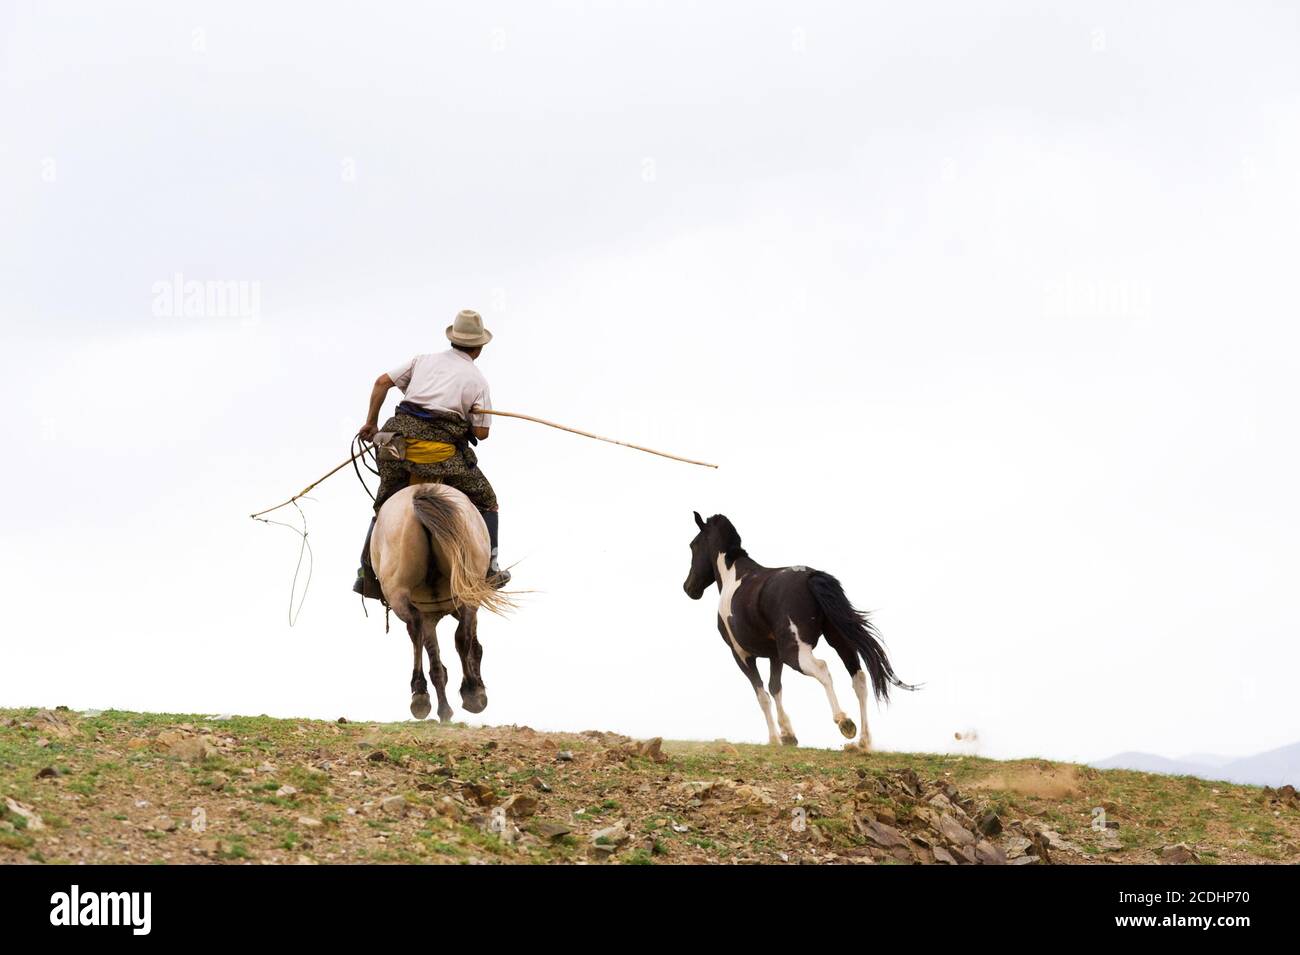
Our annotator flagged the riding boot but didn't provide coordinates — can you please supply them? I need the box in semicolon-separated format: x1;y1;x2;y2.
352;517;386;600
480;510;511;589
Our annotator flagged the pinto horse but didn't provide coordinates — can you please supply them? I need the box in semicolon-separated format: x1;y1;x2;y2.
371;483;512;721
683;512;916;750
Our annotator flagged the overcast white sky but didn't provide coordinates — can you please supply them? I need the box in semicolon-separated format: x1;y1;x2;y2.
2;1;1298;763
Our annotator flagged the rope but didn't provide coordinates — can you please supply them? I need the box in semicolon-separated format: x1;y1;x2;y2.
251;500;314;626
349;433;378;503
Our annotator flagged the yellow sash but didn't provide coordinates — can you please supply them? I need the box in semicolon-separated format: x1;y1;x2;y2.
404;439;457;464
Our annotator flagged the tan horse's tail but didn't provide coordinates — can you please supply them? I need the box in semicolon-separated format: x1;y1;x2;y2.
411;488;514;616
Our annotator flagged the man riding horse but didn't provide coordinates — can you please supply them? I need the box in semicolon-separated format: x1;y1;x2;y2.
353;309;510;599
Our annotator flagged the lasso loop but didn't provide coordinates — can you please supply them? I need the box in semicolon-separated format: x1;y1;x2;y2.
252;437;380;626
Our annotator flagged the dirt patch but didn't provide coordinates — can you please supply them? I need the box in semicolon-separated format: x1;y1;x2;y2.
969;763;1081;800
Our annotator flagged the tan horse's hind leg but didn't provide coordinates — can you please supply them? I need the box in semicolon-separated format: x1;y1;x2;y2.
406;614;431;720
421;612;454;722
452;608;488;714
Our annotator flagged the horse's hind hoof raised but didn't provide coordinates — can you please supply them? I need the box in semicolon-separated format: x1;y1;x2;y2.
409;693;432;720
837;717;857;739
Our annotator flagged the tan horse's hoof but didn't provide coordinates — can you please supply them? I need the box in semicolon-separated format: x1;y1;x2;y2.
837;717;857;739
781;734;799;747
410;694;431;720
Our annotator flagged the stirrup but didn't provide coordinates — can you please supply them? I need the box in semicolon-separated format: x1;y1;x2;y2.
488;566;511;590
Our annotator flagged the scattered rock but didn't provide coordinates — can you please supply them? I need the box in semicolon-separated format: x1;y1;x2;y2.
297;816;323;829
637;737;667;762
501;794;539;819
1003;835;1033;859
30;709;75;738
381;795;407;817
434;797;464;820
535;820;573;840
167;738;213;762
463;782;498;807
1160;843;1198;865
590;822;629;847
928;792;971;823
366;750;388;763
1264;785;1299;808
35;766;61;779
938;813;976;847
932;845;958;865
276;785;298;799
556;750;574;762
732;785;777;814
857;818;910;849
4;797;44;830
529;776;552;793
974;839;1007;865
1028;830;1054;864
975;810;1002;837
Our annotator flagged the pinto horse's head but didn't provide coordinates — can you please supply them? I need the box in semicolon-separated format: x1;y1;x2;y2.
683;511;744;599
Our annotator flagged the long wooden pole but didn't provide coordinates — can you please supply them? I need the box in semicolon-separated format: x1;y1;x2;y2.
473;408;718;469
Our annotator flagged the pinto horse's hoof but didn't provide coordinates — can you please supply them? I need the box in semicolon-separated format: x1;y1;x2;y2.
781;733;799;747
837;717;857;739
410;693;432;720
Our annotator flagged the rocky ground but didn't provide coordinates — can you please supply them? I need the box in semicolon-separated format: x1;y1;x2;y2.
2;706;1297;865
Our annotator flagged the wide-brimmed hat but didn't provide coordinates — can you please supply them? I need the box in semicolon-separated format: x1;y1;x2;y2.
446;309;493;347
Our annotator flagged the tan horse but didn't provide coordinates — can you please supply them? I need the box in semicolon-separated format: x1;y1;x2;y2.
371;483;513;720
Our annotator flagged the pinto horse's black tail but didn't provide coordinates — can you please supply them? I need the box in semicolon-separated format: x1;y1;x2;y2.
808;571;919;703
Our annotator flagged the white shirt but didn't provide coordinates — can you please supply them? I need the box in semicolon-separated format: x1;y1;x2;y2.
388;349;492;429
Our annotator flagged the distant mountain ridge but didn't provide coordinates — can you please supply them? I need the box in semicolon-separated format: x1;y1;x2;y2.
1092;742;1300;787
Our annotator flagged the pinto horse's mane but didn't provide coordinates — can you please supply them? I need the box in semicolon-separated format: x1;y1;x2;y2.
707;514;748;566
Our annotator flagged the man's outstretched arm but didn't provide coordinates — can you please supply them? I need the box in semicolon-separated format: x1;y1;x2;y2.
359;373;395;441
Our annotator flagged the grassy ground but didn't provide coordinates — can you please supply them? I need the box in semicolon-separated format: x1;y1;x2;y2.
2;706;1296;865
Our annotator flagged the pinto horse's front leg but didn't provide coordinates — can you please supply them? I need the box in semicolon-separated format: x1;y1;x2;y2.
768;659;798;746
453;608;488;714
728;646;781;745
